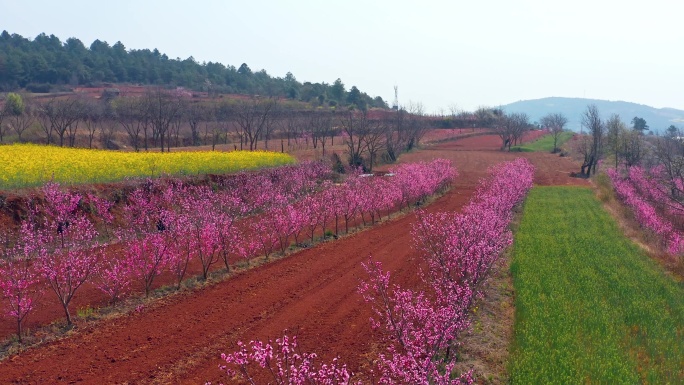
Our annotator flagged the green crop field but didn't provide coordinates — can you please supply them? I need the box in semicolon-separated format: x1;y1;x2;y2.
511;131;573;152
509;186;684;384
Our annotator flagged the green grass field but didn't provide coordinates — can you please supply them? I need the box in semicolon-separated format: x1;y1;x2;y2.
509;186;684;384
511;131;573;152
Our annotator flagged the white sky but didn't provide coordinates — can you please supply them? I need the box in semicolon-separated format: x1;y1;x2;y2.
2;0;682;113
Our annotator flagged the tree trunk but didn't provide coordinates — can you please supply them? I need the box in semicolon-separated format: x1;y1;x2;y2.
17;318;22;343
64;302;73;325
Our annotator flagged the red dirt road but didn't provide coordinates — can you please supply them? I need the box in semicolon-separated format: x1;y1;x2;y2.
0;136;588;384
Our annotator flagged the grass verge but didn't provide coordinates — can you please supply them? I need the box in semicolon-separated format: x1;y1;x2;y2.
509;186;684;384
510;131;573;153
452;204;523;384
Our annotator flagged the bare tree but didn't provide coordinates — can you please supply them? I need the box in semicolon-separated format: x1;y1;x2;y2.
170;106;185;148
622;129;645;167
145;88;183;152
262;102;281;150
319;109;336;156
494;112;529;151
579;104;604;177
233;104;246;151
40;97;85;147
510;112;530;147
193;103;217;149
604;114;626;168
234;97;277;151
140;97;152;151
99;119;118;149
448;103;460;119
307;111;321;150
474;106;498;128
5;94;35;142
384;108;406;162
404;101;429;151
340;109;372;168
83;100;104;149
114;97;144;151
279;109;302;150
65;97;87;147
361;118;386;172
186;101;208;146
202;120;222;150
540;112;568;153
456;110;476;130
214;101;233;146
36;101;54;145
305;109;335;156
381;103;429;163
8;108;35;143
494;113;515;150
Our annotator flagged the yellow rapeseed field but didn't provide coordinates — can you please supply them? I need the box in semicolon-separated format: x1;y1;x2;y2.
0;144;295;189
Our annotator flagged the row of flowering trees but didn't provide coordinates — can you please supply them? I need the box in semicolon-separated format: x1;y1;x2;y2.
0;161;329;341
219;158;534;384
0;159;454;342
360;158;534;384
606;165;684;255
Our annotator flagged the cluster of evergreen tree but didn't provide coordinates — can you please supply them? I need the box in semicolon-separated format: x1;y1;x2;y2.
0;31;387;109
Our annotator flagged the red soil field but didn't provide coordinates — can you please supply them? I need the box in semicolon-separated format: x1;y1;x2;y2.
0;128;497;345
0;135;588;384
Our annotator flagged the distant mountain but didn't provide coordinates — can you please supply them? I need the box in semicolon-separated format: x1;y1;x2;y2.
502;97;684;133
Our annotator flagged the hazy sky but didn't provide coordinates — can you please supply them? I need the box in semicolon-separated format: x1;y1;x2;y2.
2;0;682;113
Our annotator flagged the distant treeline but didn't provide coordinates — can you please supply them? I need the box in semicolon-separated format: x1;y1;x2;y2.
0;31;388;109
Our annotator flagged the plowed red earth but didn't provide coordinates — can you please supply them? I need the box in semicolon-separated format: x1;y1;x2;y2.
0;135;588;384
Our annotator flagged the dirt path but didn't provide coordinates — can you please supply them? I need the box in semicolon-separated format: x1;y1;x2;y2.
0;136;587;384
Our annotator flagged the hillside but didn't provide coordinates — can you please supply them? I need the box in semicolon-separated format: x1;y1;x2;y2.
502;97;684;133
0;31;387;110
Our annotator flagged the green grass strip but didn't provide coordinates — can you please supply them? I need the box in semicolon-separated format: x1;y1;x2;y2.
511;131;573;152
510;186;684;384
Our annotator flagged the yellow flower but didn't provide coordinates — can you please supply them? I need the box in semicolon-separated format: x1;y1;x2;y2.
0;144;295;189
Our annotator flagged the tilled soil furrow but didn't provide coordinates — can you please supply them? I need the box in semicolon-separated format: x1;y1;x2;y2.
0;197;444;384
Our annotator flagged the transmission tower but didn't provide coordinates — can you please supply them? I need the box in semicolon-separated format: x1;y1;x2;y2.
392;85;399;110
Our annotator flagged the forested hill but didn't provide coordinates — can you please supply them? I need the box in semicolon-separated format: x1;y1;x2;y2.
503;97;684;133
0;31;388;109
